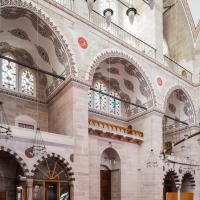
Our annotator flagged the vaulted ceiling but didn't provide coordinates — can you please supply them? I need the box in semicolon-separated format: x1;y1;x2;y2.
0;7;67;86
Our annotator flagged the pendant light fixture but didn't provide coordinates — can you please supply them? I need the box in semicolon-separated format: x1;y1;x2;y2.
103;8;114;27
148;0;155;9
27;7;46;157
146;117;158;168
0;101;13;140
126;0;137;25
103;0;114;27
32;127;46;156
85;0;96;14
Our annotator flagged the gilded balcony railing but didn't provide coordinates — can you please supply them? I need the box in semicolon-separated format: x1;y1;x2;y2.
89;118;144;137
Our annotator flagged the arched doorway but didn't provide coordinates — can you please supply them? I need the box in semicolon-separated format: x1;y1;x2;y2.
32;156;73;200
181;173;195;200
100;148;121;200
163;171;179;200
0;151;27;200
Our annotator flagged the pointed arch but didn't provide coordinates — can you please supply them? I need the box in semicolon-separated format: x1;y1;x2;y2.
86;49;157;108
31;153;75;184
0;0;77;76
162;85;196;123
0;146;29;176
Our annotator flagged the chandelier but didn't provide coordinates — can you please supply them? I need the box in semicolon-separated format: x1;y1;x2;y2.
31;127;46;157
85;0;96;14
0;102;13;140
146;149;158;168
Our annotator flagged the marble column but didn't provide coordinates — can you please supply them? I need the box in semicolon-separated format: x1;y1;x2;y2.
26;179;33;200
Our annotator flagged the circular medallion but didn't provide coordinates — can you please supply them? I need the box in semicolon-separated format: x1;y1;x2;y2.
25;147;34;158
157;77;163;86
78;37;88;49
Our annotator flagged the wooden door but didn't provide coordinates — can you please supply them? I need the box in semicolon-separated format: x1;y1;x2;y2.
100;170;111;200
0;192;6;200
45;182;58;200
166;192;193;200
181;192;193;200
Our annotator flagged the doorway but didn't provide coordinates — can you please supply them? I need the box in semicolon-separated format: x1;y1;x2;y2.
100;169;111;200
100;148;121;200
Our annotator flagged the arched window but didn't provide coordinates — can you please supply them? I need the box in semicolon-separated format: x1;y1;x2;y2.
21;70;35;96
1;55;17;90
33;157;71;200
109;91;121;115
94;81;107;111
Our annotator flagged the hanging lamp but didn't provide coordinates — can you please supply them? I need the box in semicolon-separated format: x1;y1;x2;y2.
103;8;114;27
126;7;137;25
32;127;46;156
85;0;96;14
146;149;158;168
0;101;13;140
126;0;137;25
27;9;46;157
148;0;155;9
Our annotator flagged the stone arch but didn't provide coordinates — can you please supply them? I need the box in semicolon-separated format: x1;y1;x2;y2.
31;153;75;184
162;85;196;123
0;146;29;176
86;48;157;107
181;171;195;191
163;169;181;189
0;0;77;76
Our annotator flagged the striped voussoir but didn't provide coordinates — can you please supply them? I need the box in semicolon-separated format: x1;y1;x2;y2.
31;153;75;183
181;171;196;188
163;169;181;188
0;146;29;176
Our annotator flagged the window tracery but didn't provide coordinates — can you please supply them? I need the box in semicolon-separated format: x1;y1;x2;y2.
109;91;121;116
94;81;107;111
21;70;35;95
90;81;121;116
1;56;16;90
0;55;35;96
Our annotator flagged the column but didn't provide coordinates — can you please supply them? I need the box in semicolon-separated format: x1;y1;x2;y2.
177;186;181;200
131;111;164;200
26;179;33;200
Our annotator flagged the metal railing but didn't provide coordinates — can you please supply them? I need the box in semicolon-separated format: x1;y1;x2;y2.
51;0;194;82
164;56;192;81
90;11;157;59
53;0;74;10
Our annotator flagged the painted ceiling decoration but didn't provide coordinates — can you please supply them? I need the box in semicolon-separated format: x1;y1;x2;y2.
168;103;176;114
0;7;66;66
124;79;134;92
0;42;35;66
35;45;50;64
93;57;154;116
106;67;120;75
181;0;200;41
166;89;195;124
8;28;31;41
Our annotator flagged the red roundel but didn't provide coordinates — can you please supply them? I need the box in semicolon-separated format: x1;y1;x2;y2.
78;37;88;49
157;77;163;86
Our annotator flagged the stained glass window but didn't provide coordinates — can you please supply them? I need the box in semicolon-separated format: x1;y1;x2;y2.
21;70;35;96
109;91;121;115
94;81;107;111
1;57;16;90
